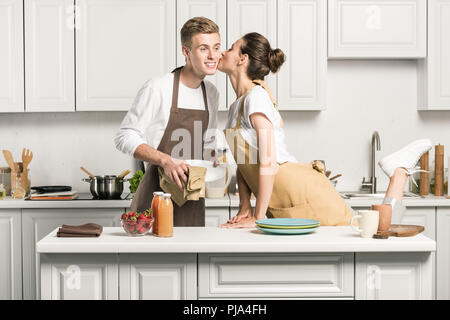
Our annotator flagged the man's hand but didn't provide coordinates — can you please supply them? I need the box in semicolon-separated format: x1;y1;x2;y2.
161;156;189;190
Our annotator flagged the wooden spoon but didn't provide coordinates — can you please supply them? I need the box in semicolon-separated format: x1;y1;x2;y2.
80;166;96;178
21;148;33;195
118;169;131;179
329;174;342;181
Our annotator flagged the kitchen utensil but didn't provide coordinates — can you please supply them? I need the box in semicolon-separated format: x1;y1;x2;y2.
419;152;429;195
257;226;319;235
329;174;342;181
325;170;331;178
118;169;131;179
80;166;96;178
31;186;72;194
350;210;379;238
21;148;33;195
371;204;392;232
256;218;320;228
373;224;425;239
82;175;130;199
185;160;233;198
2;150;16;191
11;171;26;199
435;145;444;196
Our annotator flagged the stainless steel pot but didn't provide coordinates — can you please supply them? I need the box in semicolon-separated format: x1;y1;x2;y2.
82;175;129;199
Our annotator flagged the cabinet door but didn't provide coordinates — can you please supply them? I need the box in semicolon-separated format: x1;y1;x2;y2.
437;207;450;299
22;208;123;300
418;0;450;110
119;253;197;300
0;0;24;112
227;0;277;107
328;0;427;58
278;0;326;110
0;209;22;300
205;207;229;226
199;253;354;298
40;253;118;300
25;0;75;112
76;0;176;111
177;0;227;111
355;252;433;300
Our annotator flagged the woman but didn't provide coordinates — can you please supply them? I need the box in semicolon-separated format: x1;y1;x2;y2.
218;32;431;228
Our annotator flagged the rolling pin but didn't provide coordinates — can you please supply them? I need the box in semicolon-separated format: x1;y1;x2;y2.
435;145;444;196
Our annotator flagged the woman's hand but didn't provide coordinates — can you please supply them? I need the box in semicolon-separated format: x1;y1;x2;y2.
219;215;257;229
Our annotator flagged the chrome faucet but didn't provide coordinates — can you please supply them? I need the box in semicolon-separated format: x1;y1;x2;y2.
361;131;381;194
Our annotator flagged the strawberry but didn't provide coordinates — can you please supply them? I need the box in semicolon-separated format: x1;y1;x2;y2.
121;213;128;220
138;214;146;220
128;211;136;218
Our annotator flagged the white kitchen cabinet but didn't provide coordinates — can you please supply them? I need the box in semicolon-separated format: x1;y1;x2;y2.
40;254;119;300
328;0;427;58
0;0;24;112
355;252;433;300
76;0;176;111
198;253;354;298
436;207;450;300
418;0;450;110
0;209;22;300
25;0;75;112
176;0;227;111
22;208;122;300
277;0;327;110
119;253;197;300
205;207;230;226
227;0;277;107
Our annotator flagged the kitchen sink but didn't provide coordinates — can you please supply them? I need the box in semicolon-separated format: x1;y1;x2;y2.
340;191;421;199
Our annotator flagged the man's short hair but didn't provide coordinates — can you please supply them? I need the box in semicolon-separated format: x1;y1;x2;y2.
180;17;220;48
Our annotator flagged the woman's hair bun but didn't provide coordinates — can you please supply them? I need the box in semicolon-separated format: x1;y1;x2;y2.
268;48;286;73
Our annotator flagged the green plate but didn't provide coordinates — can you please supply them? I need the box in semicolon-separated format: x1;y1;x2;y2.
257;226;319;235
256;223;320;229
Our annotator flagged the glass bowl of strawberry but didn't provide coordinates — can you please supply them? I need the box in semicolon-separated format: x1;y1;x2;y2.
121;209;153;236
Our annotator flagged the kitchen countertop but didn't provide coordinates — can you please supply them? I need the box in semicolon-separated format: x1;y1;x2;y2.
0;193;230;208
1;193;449;209
36;226;436;254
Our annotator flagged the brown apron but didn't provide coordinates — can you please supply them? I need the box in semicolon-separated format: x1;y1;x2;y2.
224;82;353;226
130;67;209;226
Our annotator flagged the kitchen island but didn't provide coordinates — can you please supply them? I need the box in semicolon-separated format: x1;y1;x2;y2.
37;226;435;300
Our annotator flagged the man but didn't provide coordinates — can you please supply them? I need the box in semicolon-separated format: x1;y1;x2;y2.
115;17;221;226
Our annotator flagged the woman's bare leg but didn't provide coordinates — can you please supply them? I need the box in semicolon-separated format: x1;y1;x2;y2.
384;167;408;202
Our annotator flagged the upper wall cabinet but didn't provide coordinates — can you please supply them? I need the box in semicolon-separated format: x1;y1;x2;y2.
25;0;75;112
328;0;427;59
76;0;176;111
227;0;277;107
418;0;450;110
278;0;327;110
0;0;24;112
176;0;227;111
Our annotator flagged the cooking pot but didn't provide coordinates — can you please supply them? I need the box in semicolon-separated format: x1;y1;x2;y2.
82;175;129;199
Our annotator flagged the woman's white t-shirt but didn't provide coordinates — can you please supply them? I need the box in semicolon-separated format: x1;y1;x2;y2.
225;85;297;164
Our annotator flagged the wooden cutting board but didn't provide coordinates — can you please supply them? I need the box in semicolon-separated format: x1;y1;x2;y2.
373;224;424;239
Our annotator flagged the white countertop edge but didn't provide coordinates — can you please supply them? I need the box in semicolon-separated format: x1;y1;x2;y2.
36;227;436;254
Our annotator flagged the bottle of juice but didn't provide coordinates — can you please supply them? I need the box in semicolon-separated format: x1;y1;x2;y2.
151;191;163;235
157;193;173;237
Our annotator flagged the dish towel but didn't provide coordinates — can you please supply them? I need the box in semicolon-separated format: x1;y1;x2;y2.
158;166;207;207
57;223;103;237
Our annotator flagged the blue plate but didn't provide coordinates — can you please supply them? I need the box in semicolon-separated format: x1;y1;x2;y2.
255;218;320;228
257;226;319;235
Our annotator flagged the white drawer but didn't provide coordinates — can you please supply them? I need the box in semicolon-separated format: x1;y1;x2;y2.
198;253;354;298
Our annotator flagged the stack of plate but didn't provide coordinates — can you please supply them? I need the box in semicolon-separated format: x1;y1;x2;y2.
255;218;320;235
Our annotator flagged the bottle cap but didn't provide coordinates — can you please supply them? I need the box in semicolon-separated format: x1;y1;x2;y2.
163;193;171;198
153;191;164;196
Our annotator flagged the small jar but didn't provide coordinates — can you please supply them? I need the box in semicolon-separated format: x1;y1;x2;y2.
11;172;26;199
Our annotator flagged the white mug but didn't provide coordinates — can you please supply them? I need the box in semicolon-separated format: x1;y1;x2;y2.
350;210;379;238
